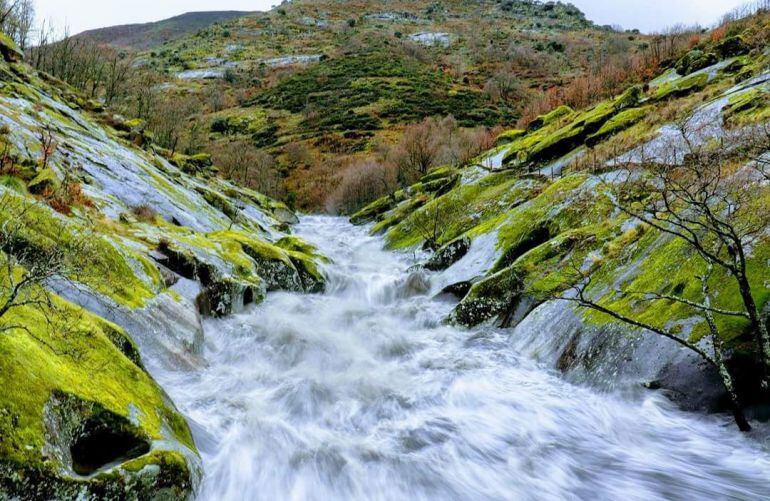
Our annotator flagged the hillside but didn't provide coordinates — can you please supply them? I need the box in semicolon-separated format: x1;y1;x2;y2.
76;11;253;49
0;33;328;496
128;0;660;210
351;13;770;416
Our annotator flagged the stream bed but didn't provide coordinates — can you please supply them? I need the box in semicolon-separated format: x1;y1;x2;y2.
155;216;770;500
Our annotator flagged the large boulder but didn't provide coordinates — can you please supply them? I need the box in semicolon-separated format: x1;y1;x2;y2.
715;35;751;58
675;49;718;76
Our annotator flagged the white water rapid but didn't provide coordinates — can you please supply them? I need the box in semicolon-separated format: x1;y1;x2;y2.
156;216;770;500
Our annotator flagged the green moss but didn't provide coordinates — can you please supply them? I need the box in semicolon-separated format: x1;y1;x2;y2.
350;195;395;225
0;192;155;308
502;93;635;167
384;171;541;250
493;174;607;269
27;168;60;194
528;105;575;131
0;32;23;63
675;49;718;76
0;290;196;468
723;87;770;126
371;195;429;239
654;72;709;100
587;106;652;144
715;36;750;58
0;175;26;193
495;129;526;145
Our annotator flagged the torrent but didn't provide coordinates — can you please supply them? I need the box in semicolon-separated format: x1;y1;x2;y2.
151;216;770;500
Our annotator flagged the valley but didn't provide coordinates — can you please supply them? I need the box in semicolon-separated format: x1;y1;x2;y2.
2;0;770;499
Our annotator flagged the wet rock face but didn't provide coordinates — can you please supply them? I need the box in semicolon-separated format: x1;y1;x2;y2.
511;302;728;414
425;237;471;272
43;391;151;476
0;391;199;500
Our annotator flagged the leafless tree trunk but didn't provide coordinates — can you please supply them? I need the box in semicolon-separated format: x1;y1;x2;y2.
556;261;751;431
606;122;770;391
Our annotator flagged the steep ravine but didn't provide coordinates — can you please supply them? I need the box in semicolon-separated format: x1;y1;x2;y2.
155;216;770;500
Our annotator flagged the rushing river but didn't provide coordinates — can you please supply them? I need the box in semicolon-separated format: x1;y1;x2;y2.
158;216;770;500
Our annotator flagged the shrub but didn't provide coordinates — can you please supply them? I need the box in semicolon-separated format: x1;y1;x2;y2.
209;141;283;199
131;204;158;223
327;161;397;214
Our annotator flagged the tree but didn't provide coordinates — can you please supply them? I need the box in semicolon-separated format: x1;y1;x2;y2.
209;140;283;198
327;160;397;214
0;194;94;337
560;260;752;431
550;124;770;431
0;0;34;50
393;118;444;184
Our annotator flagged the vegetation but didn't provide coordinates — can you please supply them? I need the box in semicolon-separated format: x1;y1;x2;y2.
31;0;687;211
354;5;770;431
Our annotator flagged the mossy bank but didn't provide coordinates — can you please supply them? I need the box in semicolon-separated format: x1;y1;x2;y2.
0;35;328;498
352;24;770;416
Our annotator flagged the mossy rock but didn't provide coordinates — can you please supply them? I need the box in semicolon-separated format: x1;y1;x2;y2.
528;105;574;131
675;49;718;76
715;36;750;58
723;88;770;126
587;106;651;145
654;72;708;100
419;166;457;185
451;266;523;326
350;195;395;225
0;33;23;63
171;153;215;176
27;168;60;194
0;291;199;498
615;85;643;110
495;129;526;146
425;236;471;271
0;190;156;308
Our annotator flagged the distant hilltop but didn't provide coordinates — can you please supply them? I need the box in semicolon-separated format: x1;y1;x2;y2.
76;11;255;49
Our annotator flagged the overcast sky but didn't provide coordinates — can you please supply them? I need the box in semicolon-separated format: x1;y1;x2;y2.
34;0;749;35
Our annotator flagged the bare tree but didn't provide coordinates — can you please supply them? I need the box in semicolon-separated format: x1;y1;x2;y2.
327;160;397;214
393;118;444;184
209;140;284;198
0;194;93;337
0;0;34;50
611;130;770;387
558;258;752;431
543;122;770;431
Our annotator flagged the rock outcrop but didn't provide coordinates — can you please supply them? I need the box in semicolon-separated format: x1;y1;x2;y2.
353;35;770;417
0;39;328;497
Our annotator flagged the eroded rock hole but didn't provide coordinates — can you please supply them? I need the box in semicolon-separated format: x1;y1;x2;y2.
71;423;150;475
44;391;152;476
156;242;197;280
243;286;255;306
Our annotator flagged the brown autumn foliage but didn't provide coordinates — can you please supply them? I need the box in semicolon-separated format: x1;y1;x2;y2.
324;116;496;213
519;26;698;127
209;140;284;199
327;160;398;215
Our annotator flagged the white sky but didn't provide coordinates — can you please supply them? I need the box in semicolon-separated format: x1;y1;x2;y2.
34;0;750;35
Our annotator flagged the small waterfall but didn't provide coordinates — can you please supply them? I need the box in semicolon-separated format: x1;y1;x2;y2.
154;216;770;500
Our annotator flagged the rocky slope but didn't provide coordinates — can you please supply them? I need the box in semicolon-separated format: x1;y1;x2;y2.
352;26;770;415
0;35;327;498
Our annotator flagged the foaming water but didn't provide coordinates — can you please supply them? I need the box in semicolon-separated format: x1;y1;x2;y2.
157;216;770;500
